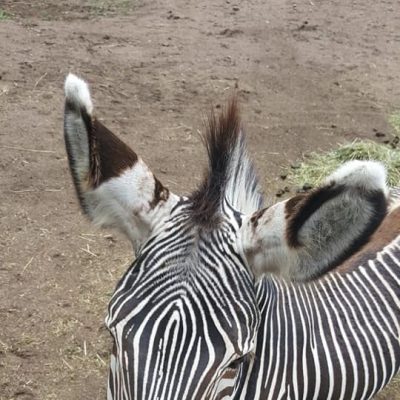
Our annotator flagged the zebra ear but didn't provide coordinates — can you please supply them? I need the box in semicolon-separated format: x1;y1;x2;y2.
64;74;178;251
242;160;388;281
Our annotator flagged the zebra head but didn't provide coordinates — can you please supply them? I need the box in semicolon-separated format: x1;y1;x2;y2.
63;74;390;399
63;74;262;399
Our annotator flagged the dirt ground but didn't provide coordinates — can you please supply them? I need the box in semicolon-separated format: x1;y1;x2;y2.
1;0;400;399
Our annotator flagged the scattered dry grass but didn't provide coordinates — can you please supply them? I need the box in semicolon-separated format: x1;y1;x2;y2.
389;111;400;135
1;0;139;20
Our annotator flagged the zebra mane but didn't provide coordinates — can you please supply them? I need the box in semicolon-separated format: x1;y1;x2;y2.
190;98;264;226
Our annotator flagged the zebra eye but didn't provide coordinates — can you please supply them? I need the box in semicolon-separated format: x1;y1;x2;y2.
226;356;245;370
226;351;255;371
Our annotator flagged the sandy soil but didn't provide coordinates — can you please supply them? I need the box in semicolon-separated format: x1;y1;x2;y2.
1;1;400;399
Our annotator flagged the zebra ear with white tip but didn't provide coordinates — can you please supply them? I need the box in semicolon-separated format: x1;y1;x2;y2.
64;74;179;252
241;160;389;281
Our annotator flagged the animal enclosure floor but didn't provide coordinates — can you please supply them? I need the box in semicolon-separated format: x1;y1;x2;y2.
0;0;400;399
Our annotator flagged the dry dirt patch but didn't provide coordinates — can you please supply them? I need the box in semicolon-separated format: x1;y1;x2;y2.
1;0;400;399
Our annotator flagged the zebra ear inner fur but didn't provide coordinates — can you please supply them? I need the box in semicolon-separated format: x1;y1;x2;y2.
286;161;389;252
285;183;347;248
64;74;178;251
242;160;389;281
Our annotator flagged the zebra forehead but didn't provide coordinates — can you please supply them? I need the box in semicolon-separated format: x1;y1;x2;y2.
107;263;259;331
106;215;260;340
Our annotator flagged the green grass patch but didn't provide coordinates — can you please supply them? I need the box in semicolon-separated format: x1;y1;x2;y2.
288;140;400;188
0;9;10;20
88;0;137;16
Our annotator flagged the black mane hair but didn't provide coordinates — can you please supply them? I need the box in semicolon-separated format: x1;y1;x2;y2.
190;99;264;227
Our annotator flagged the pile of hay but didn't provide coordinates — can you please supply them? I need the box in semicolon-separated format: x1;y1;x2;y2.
287;112;400;188
288;139;400;188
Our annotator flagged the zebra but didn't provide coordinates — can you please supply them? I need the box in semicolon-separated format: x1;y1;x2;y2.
238;169;400;399
63;73;400;399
